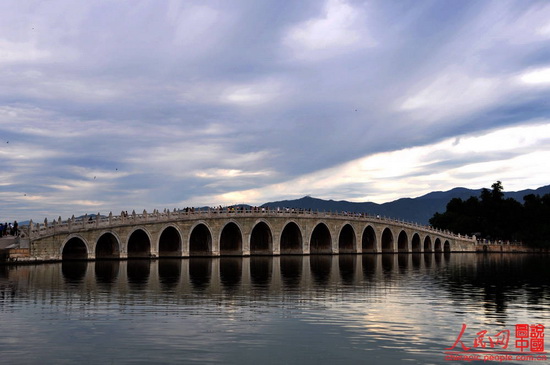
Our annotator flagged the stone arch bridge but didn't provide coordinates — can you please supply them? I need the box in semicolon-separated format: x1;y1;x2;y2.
24;208;477;261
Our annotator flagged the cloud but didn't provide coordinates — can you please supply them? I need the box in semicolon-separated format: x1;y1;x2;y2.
200;121;550;206
283;0;375;60
0;39;51;63
519;67;550;85
167;3;222;48
398;70;504;123
221;79;284;106
1;0;550;221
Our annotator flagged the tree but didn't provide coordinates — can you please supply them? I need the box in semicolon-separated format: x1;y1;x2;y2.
430;181;548;247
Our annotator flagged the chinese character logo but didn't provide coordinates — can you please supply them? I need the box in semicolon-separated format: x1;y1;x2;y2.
446;323;545;353
515;324;545;353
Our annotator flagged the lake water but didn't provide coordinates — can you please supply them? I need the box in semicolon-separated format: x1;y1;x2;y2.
1;254;549;364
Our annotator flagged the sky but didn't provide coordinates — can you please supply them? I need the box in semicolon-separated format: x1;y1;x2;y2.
1;0;550;222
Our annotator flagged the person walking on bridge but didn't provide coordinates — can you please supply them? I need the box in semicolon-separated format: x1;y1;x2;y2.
13;221;19;236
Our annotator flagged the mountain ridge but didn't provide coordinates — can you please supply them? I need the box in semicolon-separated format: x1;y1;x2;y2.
261;185;550;225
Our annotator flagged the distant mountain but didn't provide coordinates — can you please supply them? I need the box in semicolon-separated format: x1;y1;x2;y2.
261;185;550;225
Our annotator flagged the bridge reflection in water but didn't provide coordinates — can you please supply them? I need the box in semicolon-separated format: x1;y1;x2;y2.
55;254;452;297
3;250;548;364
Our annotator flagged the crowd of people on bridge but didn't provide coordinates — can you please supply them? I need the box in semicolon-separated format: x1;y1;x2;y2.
202;205;382;218
0;221;19;237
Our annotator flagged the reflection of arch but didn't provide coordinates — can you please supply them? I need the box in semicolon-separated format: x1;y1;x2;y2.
382;254;394;272
159;259;181;289
280;221;302;254
310;256;332;285
220;258;242;291
397;231;408;252
444;240;451;253
381;228;394;252
412;233;421;252
95;260;119;284
339;255;356;284
434;238;442;252
62;261;87;282
127;260;150;288
127;229;151;258
96;232;120;259
189;258;211;289
338;224;356;253
362;225;376;252
424;252;432;267
220;222;243;255
398;253;409;270
62;236;88;260
250;221;273;255
250;257;272;287
362;255;376;279
423;236;432;252
189;223;212;256
280;256;302;287
159;225;182;257
310;223;332;254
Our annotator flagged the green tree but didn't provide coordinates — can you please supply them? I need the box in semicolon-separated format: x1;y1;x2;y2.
430;181;547;246
521;194;550;247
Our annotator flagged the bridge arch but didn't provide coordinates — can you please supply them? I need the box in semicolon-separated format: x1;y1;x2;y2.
61;234;89;260
397;230;408;252
250;220;273;255
444;240;451;253
362;225;377;252
381;228;394;252
127;228;152;258
280;221;303;254
96;231;120;259
434;238;442;252
219;221;243;256
423;236;432;252
338;224;356;253
310;222;332;254
158;225;183;257
189;222;213;256
411;233;421;252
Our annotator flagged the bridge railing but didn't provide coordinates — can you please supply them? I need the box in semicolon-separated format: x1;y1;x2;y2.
475;239;523;246
25;206;471;241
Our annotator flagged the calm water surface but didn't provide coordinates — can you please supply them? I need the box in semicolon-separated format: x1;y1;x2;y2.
1;254;549;364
